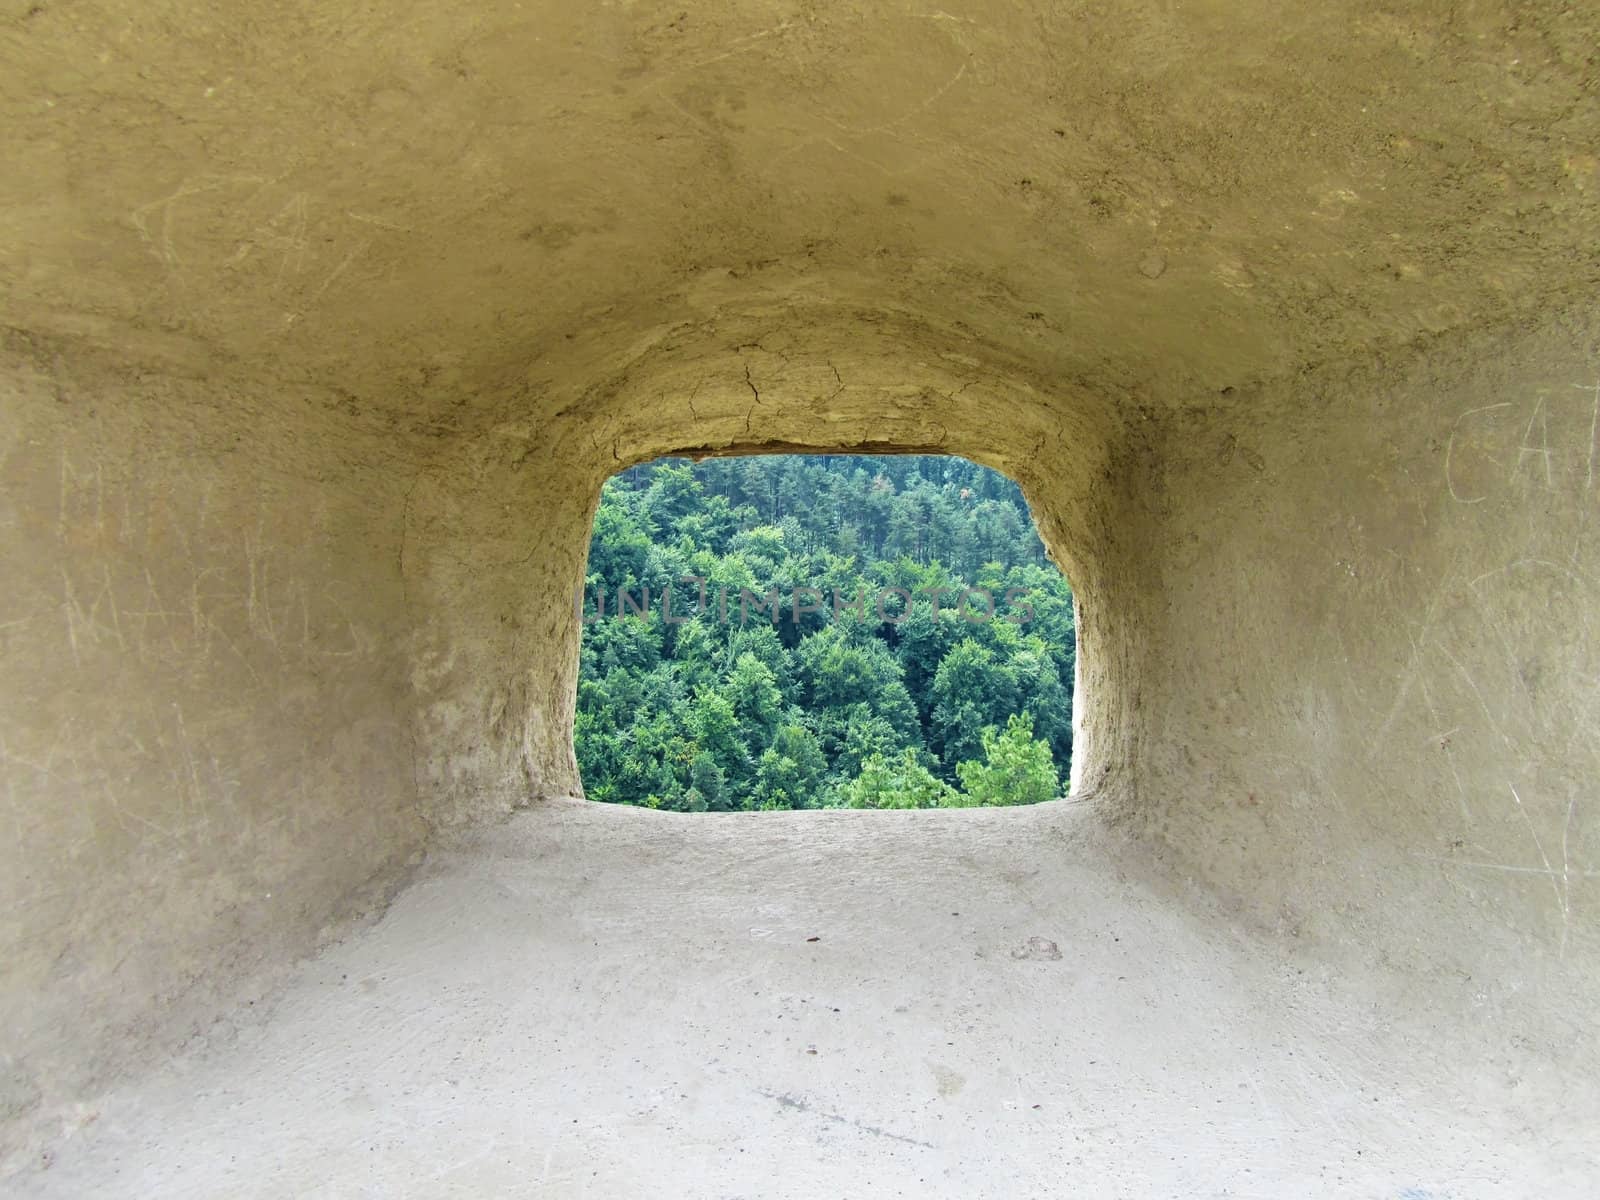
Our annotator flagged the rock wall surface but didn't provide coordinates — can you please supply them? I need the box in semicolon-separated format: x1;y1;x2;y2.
0;336;425;1156
2;0;1597;1170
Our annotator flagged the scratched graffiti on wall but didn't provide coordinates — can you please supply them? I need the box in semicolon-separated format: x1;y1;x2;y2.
1390;376;1600;953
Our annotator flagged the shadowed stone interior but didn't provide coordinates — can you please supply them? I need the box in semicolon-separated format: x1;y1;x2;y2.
1;1;1597;1186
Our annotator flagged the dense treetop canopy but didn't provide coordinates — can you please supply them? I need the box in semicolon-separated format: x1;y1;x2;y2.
577;454;1075;811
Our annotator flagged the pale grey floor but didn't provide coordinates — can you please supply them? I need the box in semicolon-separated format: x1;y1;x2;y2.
10;800;1594;1198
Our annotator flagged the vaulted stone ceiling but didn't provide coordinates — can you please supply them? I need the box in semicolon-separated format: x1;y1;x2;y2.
6;0;1597;426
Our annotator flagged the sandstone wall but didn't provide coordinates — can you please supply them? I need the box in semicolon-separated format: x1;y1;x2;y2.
1128;312;1599;1056
0;336;425;1153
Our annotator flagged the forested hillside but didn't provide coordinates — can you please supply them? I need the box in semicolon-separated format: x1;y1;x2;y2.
576;455;1075;811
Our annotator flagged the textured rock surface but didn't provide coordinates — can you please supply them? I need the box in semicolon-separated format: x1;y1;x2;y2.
12;801;1599;1197
1;0;1598;1185
0;333;428;1159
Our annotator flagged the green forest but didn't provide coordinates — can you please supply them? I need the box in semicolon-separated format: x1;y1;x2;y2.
576;454;1076;811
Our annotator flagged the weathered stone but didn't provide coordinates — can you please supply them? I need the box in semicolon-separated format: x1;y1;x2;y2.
1;0;1597;1181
